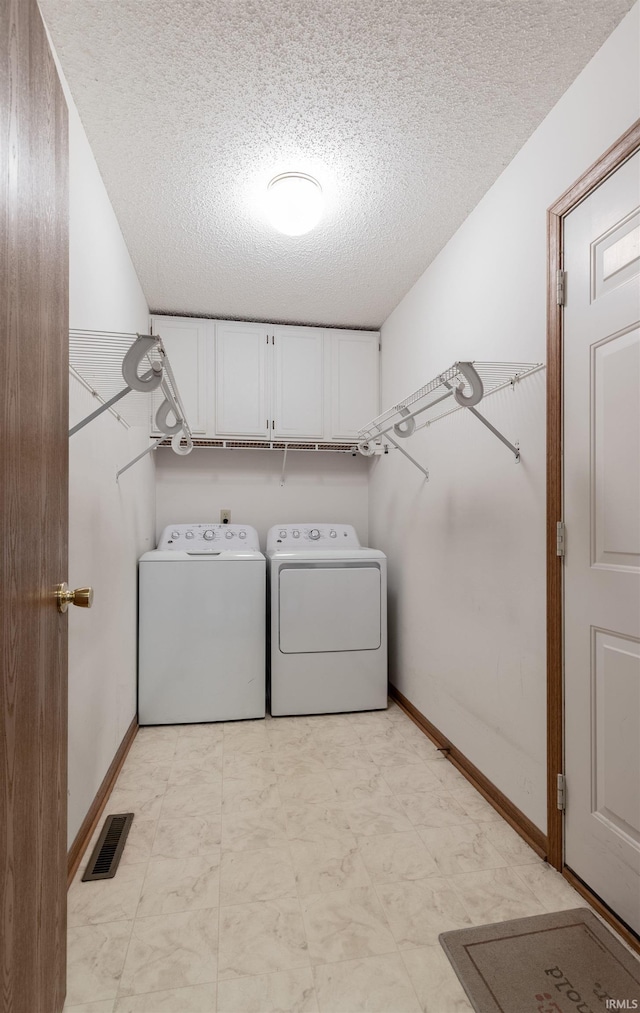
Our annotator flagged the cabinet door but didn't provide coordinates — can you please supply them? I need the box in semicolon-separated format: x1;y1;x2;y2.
216;321;269;437
150;315;213;436
330;330;380;439
273;326;324;438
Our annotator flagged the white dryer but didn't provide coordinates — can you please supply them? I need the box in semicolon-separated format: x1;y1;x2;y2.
139;523;265;724
267;523;387;716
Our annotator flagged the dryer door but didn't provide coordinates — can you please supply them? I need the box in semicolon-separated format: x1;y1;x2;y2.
278;563;381;653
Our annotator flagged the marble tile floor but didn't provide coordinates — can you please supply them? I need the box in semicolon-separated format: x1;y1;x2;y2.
64;700;592;1013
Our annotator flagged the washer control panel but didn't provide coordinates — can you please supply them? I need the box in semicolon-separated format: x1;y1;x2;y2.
267;524;361;550
157;523;260;552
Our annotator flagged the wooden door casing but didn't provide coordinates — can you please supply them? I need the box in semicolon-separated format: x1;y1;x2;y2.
1;1;69;1010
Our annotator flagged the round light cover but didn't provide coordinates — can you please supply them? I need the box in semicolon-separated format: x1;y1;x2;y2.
265;172;323;235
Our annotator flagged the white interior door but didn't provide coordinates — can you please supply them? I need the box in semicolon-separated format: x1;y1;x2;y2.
563;149;640;933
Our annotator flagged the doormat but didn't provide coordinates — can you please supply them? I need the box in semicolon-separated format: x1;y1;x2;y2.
440;909;640;1013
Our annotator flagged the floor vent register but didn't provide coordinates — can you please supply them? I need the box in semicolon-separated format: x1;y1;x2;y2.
82;812;134;882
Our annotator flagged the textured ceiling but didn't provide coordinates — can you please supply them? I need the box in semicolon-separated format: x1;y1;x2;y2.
40;0;633;329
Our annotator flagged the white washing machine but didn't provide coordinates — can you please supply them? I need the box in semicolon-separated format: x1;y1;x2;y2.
267;523;387;716
138;523;265;724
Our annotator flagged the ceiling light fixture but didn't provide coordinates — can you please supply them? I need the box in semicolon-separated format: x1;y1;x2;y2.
265;172;323;236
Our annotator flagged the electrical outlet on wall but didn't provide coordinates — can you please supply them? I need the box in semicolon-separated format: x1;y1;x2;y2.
220;509;231;524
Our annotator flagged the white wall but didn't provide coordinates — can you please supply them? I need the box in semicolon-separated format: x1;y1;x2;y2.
155;449;370;547
370;4;639;833
59;62;155;845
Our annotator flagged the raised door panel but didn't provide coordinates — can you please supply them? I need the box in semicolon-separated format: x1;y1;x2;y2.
216;321;269;437
330;330;380;439
150;316;213;436
273;326;324;438
592;325;639;571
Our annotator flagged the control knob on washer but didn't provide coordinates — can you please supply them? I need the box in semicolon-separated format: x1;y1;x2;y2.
203;529;215;540
225;531;233;539
279;529;287;537
329;529;337;538
171;530;180;539
309;528;320;540
239;530;246;539
185;530;194;539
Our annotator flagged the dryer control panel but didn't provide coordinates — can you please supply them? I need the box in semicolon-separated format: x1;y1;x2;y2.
158;523;260;552
266;524;361;550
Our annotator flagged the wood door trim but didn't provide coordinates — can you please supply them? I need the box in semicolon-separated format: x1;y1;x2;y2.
67;717;138;886
390;686;547;859
546;118;640;870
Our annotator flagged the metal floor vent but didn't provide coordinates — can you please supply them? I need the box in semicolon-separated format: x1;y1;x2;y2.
82;813;134;881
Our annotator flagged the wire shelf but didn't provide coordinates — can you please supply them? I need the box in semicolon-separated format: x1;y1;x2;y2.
69;329;189;434
358;361;543;442
155;439;359;452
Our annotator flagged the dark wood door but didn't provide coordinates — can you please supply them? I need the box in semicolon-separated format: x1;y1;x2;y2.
1;1;69;1010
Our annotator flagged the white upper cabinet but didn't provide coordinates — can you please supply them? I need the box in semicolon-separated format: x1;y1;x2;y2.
147;316;379;443
215;321;269;438
150;315;214;436
329;329;380;440
273;326;324;438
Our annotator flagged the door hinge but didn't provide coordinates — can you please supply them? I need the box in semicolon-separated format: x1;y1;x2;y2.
556;270;566;306
557;773;566;811
556;521;565;557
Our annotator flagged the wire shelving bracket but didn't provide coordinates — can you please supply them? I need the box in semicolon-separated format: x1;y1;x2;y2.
68;330;194;479
357;361;543;476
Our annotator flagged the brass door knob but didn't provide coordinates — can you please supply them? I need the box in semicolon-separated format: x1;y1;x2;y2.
55;583;94;613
